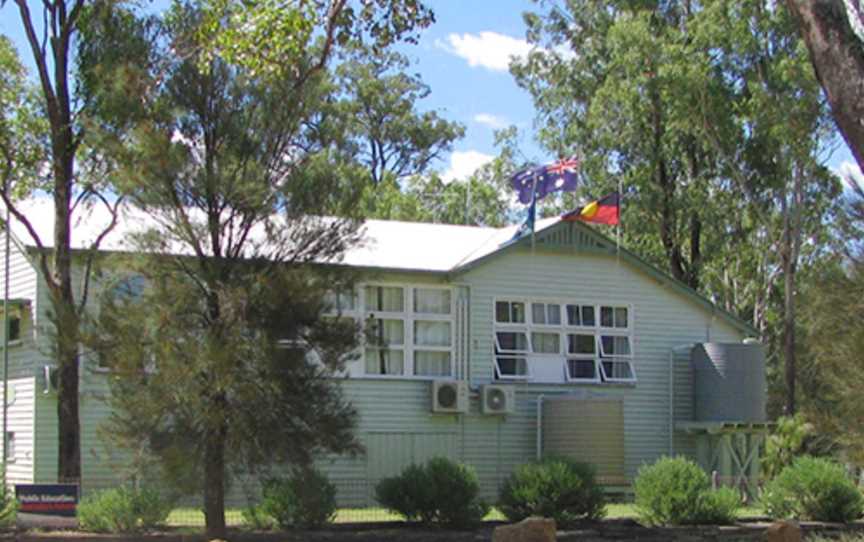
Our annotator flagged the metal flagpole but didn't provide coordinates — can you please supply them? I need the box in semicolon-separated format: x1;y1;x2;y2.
616;178;622;265
2;203;10;485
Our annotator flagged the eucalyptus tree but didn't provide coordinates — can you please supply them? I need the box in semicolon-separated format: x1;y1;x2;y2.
512;0;840;414
784;0;864;171
84;2;435;538
0;0;154;483
332;47;464;185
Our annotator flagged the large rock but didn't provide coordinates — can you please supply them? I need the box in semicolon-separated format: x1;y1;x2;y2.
765;520;801;542
492;516;556;542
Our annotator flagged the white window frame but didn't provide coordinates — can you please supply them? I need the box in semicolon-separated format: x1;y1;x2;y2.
358;283;456;380
565;358;601;383
494;354;531;380
493;296;636;385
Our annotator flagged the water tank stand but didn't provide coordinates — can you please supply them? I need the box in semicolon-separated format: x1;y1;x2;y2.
677;421;771;500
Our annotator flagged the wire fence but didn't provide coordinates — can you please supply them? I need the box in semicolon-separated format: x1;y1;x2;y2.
164;479;417;527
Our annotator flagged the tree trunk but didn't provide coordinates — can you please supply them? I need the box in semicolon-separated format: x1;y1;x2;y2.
203;424;227;539
52;142;81;482
785;0;864;172
783;260;797;415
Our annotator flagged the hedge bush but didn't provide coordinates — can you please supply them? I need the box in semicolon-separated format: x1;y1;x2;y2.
375;457;488;527
498;457;606;526
634;456;739;525
77;487;172;533
761;456;863;522
260;467;337;529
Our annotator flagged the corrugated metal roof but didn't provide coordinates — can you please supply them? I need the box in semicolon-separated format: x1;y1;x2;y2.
7;198;559;272
6;198;756;334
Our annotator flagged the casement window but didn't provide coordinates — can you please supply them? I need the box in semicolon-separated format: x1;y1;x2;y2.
494;298;635;384
357;285;455;378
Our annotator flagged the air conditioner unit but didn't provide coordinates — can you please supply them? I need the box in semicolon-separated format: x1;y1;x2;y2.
431;380;468;414
481;384;515;415
42;365;58;394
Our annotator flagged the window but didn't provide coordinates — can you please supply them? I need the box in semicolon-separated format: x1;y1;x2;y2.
365;286;404;313
414;288;451;314
495;331;529;353
600;305;628;328
324;288;357;313
600;335;631;356
494;298;634;384
567;359;599;381
566;304;595;327
568;334;596;355
531;332;560;354
495;354;528;379
365;318;405;375
359;285;454;378
495;301;525;323
4;432;14;461
532;303;561;325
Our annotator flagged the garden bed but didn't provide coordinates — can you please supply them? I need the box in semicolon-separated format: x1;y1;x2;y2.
4;519;864;542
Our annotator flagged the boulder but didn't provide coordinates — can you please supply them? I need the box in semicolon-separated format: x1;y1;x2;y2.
765;520;801;542
492;516;556;542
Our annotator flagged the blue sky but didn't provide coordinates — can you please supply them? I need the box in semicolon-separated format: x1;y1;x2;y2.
1;0;859;184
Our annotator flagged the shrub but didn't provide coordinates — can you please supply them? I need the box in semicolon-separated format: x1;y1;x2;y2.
634;456;740;525
0;469;17;528
498;457;606;526
241;504;274;530
761;456;863;522
77;487;173;533
693;487;741;525
132;487;174;530
375;457;489;527
260;467;337;529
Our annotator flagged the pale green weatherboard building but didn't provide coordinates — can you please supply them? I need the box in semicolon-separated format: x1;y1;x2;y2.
0;200;768;506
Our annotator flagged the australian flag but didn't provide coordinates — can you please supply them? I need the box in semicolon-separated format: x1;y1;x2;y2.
510;156;581;241
511;156;581;205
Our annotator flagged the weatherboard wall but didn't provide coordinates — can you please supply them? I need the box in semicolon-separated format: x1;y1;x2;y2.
20;237;746;505
457;245;743;482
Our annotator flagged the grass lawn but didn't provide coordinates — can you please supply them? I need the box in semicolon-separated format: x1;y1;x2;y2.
166;503;764;527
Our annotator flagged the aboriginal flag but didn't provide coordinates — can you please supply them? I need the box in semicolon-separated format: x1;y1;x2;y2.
562;192;620;225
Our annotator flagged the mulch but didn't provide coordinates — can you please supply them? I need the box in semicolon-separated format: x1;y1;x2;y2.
2;519;864;542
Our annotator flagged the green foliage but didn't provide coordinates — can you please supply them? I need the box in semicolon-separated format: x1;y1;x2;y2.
77;487;173;533
0;469;17;528
762;414;834;479
761;457;863;522
634;456;740;525
260;468;338;529
497;457;606;526
241;504;275;530
798;247;864;464
375;457;489;527
693;488;741;525
197;0;434;78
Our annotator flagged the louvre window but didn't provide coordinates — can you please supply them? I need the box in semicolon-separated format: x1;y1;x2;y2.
494;298;635;384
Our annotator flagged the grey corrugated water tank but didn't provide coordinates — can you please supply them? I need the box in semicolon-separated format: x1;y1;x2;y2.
691;342;766;422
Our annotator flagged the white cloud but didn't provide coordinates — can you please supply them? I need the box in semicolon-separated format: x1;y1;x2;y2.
441;150;494;184
435;31;533;72
473;113;509;129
